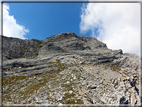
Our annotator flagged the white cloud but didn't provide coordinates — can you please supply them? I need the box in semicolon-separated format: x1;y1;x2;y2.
3;3;29;39
80;3;140;56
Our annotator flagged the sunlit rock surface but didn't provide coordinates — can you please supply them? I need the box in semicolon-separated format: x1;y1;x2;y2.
2;33;141;106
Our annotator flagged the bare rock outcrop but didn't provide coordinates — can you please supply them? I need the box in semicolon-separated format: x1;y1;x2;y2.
2;32;141;106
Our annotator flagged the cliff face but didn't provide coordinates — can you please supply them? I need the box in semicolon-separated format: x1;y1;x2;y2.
2;32;141;106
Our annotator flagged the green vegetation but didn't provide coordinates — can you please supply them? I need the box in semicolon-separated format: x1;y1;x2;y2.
61;93;83;104
3;60;64;103
3;59;84;104
109;64;121;71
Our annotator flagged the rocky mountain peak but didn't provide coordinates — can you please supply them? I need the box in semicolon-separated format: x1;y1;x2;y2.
57;32;78;40
2;33;141;106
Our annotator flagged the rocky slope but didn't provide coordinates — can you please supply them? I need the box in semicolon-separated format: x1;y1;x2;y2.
2;32;141;106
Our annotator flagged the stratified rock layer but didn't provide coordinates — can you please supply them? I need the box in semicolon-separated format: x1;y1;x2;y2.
2;32;141;106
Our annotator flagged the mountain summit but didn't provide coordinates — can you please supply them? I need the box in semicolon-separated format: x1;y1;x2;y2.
2;33;141;105
2;32;121;60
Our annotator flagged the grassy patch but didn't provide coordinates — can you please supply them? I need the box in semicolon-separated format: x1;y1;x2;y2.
3;62;64;103
3;59;84;104
109;64;121;71
61;93;83;104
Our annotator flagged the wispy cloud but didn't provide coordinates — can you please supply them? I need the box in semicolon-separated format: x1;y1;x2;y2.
3;3;29;39
80;3;140;55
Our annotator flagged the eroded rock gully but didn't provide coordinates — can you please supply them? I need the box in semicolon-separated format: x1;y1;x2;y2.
2;32;141;106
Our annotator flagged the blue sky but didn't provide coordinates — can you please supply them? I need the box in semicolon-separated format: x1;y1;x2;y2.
3;2;140;55
4;3;92;40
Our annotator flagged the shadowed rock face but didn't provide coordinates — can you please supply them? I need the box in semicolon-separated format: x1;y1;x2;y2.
2;33;141;106
2;36;42;60
57;32;78;40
